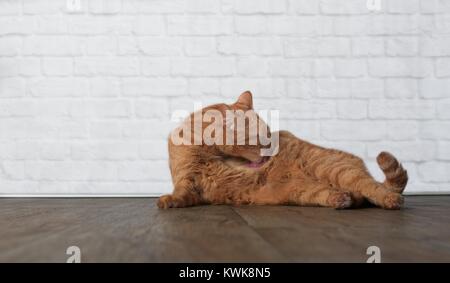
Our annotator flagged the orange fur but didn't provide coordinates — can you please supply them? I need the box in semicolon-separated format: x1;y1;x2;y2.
159;92;408;210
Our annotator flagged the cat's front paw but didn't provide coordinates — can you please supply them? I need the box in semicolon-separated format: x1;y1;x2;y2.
382;192;404;210
157;194;182;209
327;191;353;209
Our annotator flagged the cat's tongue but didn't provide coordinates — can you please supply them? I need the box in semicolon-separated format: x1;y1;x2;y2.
247;157;267;168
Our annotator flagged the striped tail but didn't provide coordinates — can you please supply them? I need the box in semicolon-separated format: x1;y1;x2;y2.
377;151;408;194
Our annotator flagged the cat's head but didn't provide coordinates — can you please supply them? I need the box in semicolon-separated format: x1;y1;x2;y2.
210;91;271;164
172;91;273;164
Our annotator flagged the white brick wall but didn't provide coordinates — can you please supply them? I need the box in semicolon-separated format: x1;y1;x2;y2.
0;0;449;196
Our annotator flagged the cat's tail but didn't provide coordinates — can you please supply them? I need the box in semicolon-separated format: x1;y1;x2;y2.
377;151;408;194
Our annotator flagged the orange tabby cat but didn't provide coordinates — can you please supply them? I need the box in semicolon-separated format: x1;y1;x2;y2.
159;91;408;210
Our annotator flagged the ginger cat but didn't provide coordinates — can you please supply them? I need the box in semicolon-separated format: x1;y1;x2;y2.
159;91;408;210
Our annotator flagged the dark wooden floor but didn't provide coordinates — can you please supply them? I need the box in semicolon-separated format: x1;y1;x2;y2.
0;196;449;262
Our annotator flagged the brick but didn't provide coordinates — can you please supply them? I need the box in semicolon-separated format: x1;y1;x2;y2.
42;58;73;76
313;59;334;77
118;161;170;181
420;79;450;98
0;119;57;139
141;58;171;76
85;36;117;56
34;15;67;34
72;142;139;161
135;99;169;119
188;78;220;95
26;161;118;181
334;59;366;78
0;78;25;97
139;141;168;160
267;17;316;35
332;16;369;36
237;59;268;77
317;37;351;56
30;78;89;97
0;100;35;117
218;37;282;56
387;0;420;13
288;0;319;14
0;58;19;77
280;120;320;140
23;0;64;14
419;162;450;182
420;122;450;140
316;79;352;98
284;38;316;57
386;37;418;56
0;0;21;15
0;16;35;34
122;78;188;96
132;15;165;35
368;58;432;77
286;79;315;98
369;100;435;119
17;58;41;77
74;57;139;77
369;15;419;35
118;36;139;55
268;59;313;77
90;121;122;139
14;141;40;160
86;100;131;118
234;0;286;14
138;37;183;55
2;161;25;180
385;79;418;98
437;99;450;119
23;36;83;55
57;120;88;139
171;59;234;77
122;121;172;139
421;36;450;56
89;0;122;14
235;16;267;35
420;0;440;13
320;0;368;15
352;37;384;56
186;0;220;13
34;100;70;117
0;36;21;56
123;0;186;14
321;121;386;141
220;78;285;98
368;141;435;162
337;100;367;119
436;59;450;77
90;78;121;97
278;100;335;119
68;16;132;35
168;16;233;35
387;121;419;141
351;79;384;99
184;37;216;57
39;142;70;160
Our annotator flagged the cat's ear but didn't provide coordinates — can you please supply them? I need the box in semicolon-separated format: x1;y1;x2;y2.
236;91;253;109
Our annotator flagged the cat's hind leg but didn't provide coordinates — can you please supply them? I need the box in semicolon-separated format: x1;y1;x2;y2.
287;181;354;209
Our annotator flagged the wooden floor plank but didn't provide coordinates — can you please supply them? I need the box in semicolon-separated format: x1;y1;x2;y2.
0;198;284;262
232;196;450;262
0;196;449;262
